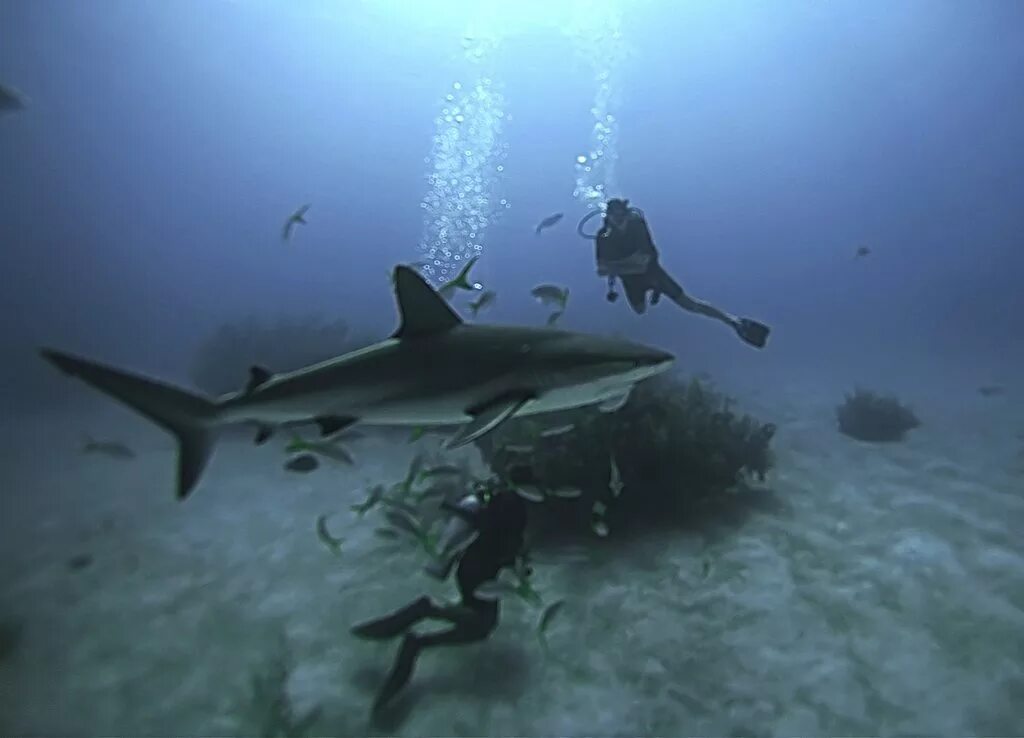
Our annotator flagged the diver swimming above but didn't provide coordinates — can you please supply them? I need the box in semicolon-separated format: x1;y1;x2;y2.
580;198;771;349
350;473;532;717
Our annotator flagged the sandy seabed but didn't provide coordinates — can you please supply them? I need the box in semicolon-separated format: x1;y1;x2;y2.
1;379;1022;737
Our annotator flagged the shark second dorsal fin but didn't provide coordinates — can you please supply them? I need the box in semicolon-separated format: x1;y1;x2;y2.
391;265;462;339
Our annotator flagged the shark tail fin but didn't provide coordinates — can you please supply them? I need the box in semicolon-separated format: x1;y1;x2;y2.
40;348;220;500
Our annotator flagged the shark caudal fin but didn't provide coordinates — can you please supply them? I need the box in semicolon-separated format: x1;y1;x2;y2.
40;348;220;500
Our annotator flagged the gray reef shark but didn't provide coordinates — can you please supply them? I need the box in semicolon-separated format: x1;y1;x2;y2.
40;265;674;500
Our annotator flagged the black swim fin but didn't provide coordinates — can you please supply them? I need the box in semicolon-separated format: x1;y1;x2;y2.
736;318;770;349
351;597;433;640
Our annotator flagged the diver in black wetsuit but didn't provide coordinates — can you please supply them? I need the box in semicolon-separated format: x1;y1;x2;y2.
583;198;771;349
350;478;530;716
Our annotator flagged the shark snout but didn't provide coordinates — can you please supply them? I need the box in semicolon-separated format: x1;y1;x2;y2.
636;346;674;367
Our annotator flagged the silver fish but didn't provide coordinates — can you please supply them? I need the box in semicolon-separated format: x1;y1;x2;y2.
531;284;569;309
534;212;564;235
504;444;535;454
540;423;575;438
282;204;310;241
609;454;623;498
285;453;318;473
514;485;546;503
0;82;26;114
315;514;343;555
82;436;135;460
468;290;496;317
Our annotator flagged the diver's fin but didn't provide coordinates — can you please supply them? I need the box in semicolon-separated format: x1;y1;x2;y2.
314;415;357;437
351;597;434;640
39;348;219;500
736;318;770;349
245;365;272;394
391;265;463;339
598;387;632;413
446;393;533;449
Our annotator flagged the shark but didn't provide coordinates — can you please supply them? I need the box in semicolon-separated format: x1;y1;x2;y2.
40;265;674;501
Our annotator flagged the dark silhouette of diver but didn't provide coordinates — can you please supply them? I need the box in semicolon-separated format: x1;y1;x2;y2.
580;198;771;349
350;479;530;716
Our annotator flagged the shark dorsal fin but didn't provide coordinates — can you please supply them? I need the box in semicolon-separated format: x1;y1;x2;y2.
391;265;462;339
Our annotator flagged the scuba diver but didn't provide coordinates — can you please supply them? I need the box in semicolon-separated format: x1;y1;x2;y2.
579;198;771;349
350;472;532;716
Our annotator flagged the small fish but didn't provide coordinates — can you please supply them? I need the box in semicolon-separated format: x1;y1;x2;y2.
420;464;462;480
534;212;564;235
282;204;310;241
608;454;623;498
978;385;1005;397
315;514;344;556
591;499;609;537
537;599;565;652
468;289;496;317
413;483;452;502
350;484;385;516
286;435;355;465
399;453;426;496
854;245;871;259
546;310;564;326
284;453;319;473
385;508;425;539
504;444;535;454
82;436;135;460
438;256;482;299
531;284;569;310
474;578;514;602
380;496;419;517
540;423;575;438
514;485;546;503
550;486;582;499
0;82;26;113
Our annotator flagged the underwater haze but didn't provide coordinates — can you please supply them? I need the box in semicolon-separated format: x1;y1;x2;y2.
2;1;1024;735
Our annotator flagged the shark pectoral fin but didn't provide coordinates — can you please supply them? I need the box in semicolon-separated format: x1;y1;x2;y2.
391;266;463;339
314;415;357;437
598;387;633;413
245;365;272;394
446;393;533;449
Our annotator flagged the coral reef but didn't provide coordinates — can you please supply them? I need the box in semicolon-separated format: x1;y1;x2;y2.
474;374;776;537
189;315;370;396
836;388;921;443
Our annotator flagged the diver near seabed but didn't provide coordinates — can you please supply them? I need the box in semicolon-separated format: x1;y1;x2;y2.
578;198;772;349
351;472;532;716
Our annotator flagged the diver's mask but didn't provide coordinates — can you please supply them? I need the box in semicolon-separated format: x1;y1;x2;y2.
604;198;632;230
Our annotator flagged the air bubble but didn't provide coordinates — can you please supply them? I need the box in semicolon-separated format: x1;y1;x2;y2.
577;155;587;164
